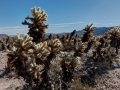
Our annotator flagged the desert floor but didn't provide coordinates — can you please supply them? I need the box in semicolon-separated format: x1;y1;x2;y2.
0;51;120;90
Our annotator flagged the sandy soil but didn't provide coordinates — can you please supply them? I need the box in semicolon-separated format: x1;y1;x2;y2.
0;51;120;90
0;51;26;90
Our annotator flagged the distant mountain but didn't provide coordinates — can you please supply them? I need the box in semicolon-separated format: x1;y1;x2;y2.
47;26;114;36
10;34;24;37
75;26;114;36
0;34;8;38
5;26;115;37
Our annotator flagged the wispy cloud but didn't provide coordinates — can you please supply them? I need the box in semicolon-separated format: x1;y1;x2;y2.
0;21;102;35
48;22;86;28
92;22;102;25
49;21;102;27
0;26;27;30
0;26;28;35
0;21;102;29
50;22;87;26
112;20;120;22
104;23;114;25
50;24;69;27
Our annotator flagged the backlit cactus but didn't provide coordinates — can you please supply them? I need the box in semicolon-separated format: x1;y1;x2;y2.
12;33;34;53
22;6;48;43
82;23;94;42
47;38;62;53
59;51;81;84
74;41;87;56
28;62;42;81
28;41;50;60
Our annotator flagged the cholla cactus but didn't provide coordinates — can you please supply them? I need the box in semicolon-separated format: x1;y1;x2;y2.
6;46;18;68
27;62;42;81
0;38;8;51
70;56;81;68
25;56;42;87
107;26;120;54
6;33;35;75
81;24;95;53
59;51;81;83
28;41;50;60
103;47;118;65
51;84;54;90
31;6;48;21
7;46;17;54
26;55;36;65
38;38;62;88
108;26;120;39
12;33;34;53
56;30;79;51
88;37;97;44
106;47;116;57
59;51;81;67
59;51;69;58
59;51;72;63
22;6;49;43
99;34;110;48
82;23;94;42
92;44;118;67
74;41;87;56
69;30;76;41
93;36;103;46
92;47;118;67
47;38;62;53
84;36;98;53
62;38;75;51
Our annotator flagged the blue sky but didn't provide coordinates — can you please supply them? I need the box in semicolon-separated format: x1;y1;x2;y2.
0;0;120;35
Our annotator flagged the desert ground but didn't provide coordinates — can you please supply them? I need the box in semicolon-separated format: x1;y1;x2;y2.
0;50;120;90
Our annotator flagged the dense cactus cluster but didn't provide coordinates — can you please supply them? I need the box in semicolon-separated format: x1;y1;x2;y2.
1;6;120;90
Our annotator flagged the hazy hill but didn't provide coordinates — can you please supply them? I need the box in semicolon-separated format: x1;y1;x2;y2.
0;34;8;38
0;26;115;38
75;27;114;36
47;26;114;36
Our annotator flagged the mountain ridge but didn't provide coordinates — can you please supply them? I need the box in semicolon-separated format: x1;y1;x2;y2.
46;26;114;36
0;26;115;38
